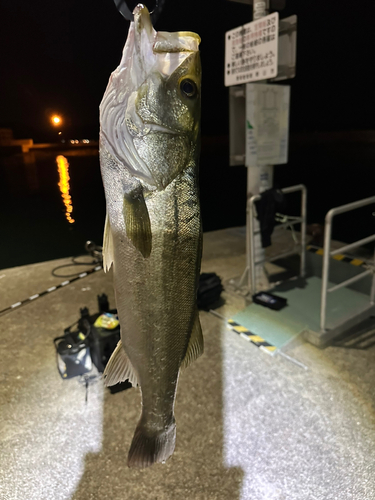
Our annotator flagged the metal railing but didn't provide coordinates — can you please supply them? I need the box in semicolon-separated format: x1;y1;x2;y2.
245;184;307;295
320;196;375;332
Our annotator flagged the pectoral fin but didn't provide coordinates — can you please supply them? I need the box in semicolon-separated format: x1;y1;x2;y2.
181;311;204;369
102;214;114;272
123;188;152;258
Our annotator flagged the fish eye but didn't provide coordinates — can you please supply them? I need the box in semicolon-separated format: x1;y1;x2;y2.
180;79;197;98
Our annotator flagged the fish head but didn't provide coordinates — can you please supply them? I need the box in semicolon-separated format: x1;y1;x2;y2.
100;4;201;189
135;29;201;139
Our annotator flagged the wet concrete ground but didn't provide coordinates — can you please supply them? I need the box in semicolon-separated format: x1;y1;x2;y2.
1;227;375;500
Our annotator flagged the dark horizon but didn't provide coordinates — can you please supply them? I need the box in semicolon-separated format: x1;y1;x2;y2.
1;0;375;143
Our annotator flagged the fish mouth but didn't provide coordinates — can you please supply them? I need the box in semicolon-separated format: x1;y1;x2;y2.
133;4;154;36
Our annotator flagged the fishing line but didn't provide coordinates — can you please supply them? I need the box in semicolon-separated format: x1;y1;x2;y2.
51;255;102;278
1;241;104;316
0;264;103;317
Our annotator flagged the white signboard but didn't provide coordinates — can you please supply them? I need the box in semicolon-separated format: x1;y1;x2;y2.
245;83;290;167
225;12;279;87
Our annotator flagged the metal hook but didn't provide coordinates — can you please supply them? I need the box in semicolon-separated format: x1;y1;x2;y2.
113;1;161;23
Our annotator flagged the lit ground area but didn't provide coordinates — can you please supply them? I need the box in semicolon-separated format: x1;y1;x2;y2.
1;227;375;500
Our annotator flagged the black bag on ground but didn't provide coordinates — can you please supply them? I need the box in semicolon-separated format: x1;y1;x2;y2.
53;295;119;378
197;273;224;311
79;296;121;374
54;327;92;379
53;294;132;392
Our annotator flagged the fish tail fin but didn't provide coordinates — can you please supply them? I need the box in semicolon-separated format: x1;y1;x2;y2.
127;417;176;469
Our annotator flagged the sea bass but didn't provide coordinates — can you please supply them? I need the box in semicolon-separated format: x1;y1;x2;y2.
99;4;203;468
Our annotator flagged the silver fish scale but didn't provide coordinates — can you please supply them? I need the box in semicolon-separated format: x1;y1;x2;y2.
111;159;202;430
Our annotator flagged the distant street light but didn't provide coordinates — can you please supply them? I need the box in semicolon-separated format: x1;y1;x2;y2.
51;115;62;126
50;114;64;142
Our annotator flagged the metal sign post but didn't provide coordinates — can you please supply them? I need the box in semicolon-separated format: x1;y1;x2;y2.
226;0;296;295
246;0;272;293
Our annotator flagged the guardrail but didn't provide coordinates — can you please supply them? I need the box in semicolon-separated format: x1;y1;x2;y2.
247;184;307;295
320;196;375;332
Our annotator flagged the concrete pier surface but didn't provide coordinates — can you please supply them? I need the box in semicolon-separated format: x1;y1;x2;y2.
1;227;375;500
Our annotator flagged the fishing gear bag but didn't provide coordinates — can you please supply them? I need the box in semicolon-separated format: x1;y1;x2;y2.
197;272;224;311
54;294;120;379
54;325;92;380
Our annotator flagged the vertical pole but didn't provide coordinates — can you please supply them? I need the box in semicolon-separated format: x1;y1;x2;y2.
320;211;333;332
372;208;375;305
253;0;269;20
370;249;375;305
300;186;307;277
248;197;254;294
249;195;260;295
245;196;252;286
246;0;272;294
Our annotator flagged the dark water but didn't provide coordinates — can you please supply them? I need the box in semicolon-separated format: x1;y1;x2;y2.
0;145;246;269
0;149;106;269
0;139;374;270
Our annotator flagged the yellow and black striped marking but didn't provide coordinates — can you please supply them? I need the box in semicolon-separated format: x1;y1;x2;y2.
307;245;366;267
227;319;277;354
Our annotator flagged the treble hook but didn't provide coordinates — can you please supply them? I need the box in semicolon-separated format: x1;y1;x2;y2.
113;1;163;23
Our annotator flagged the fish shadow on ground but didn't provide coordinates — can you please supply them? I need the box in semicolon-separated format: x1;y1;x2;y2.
70;312;244;500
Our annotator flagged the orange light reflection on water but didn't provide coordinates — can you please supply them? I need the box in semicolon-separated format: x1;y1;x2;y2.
56;155;75;224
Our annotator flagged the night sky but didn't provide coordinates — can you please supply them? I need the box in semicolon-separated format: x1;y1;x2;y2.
1;0;375;142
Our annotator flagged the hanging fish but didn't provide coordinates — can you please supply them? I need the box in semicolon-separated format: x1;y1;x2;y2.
99;4;203;468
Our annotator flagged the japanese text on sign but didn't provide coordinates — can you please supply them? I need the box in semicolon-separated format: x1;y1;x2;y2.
245;83;290;167
225;12;279;86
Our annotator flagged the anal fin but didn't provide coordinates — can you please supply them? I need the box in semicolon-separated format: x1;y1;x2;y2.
103;339;138;387
123;187;152;258
181;311;204;370
102;213;114;272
